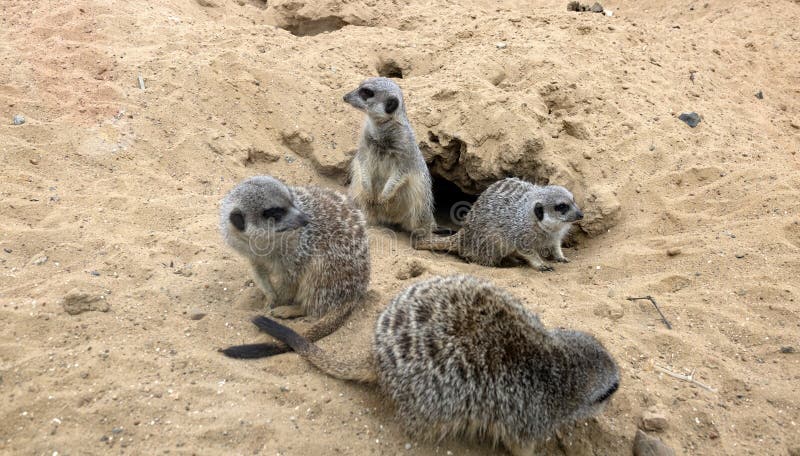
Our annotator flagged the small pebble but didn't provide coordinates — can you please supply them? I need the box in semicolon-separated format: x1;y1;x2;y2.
32;255;49;265
111;427;123;434
3;248;11;254
640;409;669;432
90;271;100;276
666;248;681;257
13;115;25;125
678;112;701;128
495;42;507;49
735;253;745;259
755;91;764;99
188;310;207;321
780;346;795;354
405;443;412;450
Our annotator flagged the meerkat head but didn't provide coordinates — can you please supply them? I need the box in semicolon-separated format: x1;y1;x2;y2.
531;185;584;232
219;176;310;257
343;77;405;122
551;329;620;421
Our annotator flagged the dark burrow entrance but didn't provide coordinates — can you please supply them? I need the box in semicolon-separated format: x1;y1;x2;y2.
431;175;478;231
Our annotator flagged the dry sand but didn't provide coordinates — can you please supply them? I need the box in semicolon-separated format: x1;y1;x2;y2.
1;0;799;454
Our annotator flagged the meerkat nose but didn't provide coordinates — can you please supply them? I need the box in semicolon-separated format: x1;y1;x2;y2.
229;211;245;231
297;213;311;227
575;210;584;220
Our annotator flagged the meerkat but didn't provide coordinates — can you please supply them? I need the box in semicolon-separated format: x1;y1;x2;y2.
253;274;619;455
218;175;370;359
415;178;584;271
343;77;436;238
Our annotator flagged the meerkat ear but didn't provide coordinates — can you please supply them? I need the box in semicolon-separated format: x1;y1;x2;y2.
534;202;544;221
384;97;399;114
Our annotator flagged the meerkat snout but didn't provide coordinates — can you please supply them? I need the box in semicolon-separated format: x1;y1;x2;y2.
533;188;584;228
343;79;402;121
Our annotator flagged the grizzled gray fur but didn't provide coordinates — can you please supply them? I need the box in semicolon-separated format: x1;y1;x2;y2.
416;178;584;271
344;77;435;237
254;274;620;455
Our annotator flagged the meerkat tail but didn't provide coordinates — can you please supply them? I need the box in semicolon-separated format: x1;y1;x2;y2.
413;231;461;252
253;316;377;383
219;342;290;359
220;300;359;360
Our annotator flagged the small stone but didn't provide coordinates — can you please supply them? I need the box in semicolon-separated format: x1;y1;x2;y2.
780;346;795;354
62;291;110;315
13;115;25;125
188;310;207;321
30;158;39;165
111;427;123;434
90;271;100;276
640;409;669;432
735;253;745;259
604;9;613;16
649;144;656;151
3;248;11;254
755;91;764;99
678;112;701;128
590;2;604;13
405;443;412;450
395;259;427;280
633;430;675;456
32;255;49;265
666;248;681;257
495;42;508;49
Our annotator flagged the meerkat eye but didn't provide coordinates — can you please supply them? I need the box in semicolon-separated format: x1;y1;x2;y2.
555;203;569;213
358;88;375;99
262;207;286;221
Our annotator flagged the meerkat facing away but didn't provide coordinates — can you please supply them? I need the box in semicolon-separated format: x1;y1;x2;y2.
415;178;584;271
343;77;436;238
254;275;620;454
218;175;369;358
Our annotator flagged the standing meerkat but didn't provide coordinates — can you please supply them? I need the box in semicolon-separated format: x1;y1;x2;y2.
343;77;435;237
254;275;620;455
416;178;584;271
218;175;369;359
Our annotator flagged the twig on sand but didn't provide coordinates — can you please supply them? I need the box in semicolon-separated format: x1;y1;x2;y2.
654;364;718;393
138;74;146;90
627;295;672;329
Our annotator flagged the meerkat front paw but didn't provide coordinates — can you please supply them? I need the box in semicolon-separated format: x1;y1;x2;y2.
538;264;555;272
554;256;570;263
270;305;306;319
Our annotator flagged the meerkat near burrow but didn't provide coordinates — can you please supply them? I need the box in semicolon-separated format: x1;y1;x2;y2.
416;178;584;271
343;77;436;238
217;175;370;359
253;274;620;455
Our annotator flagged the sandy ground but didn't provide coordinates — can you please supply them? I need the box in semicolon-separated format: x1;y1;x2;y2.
1;0;799;454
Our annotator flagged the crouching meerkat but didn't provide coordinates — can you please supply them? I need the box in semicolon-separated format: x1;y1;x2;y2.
416;178;584;271
343;77;435;238
218;175;369;359
253;274;620;455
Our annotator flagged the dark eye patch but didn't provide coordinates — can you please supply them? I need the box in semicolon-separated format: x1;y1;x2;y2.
262;207;286;221
555;203;570;213
384;97;399;114
358;88;374;99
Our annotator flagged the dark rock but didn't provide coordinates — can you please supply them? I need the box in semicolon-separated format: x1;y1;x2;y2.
755;91;764;99
633;430;675;456
591;2;604;13
780;346;795;354
678;112;701;128
189;310;207;321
